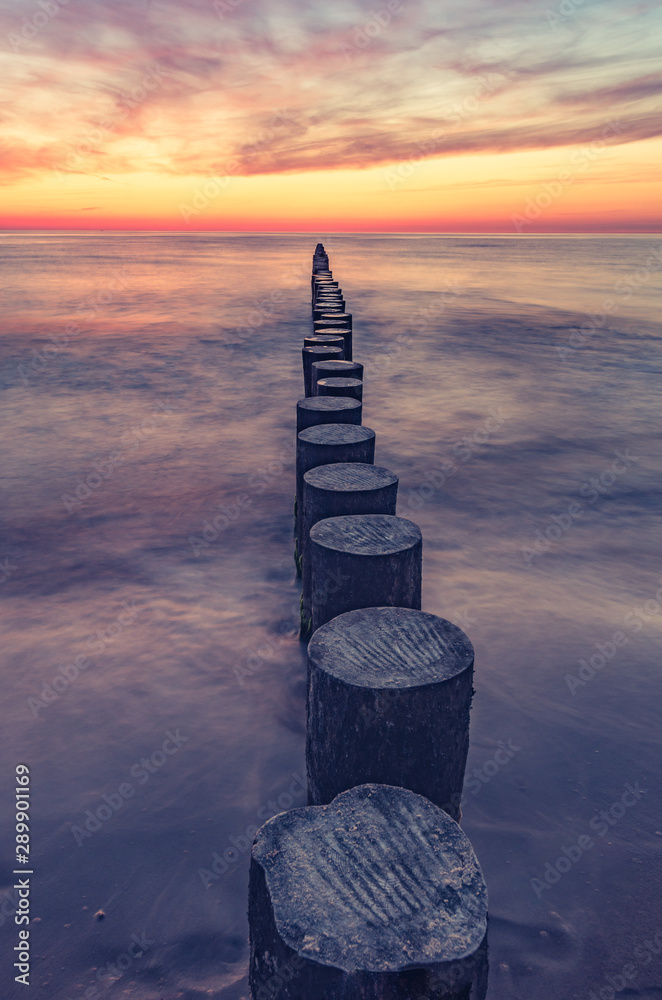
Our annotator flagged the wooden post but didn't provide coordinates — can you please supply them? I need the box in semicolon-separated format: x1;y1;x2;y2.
304;335;345;351
249;783;488;1000
309;513;421;633
316;312;352;327
295;426;375;574
317;377;363;401
296;397;362;434
312;360;363;395
300;464;398;638
302;345;344;397
306;606;474;819
313;320;352;360
312;279;338;301
313;304;344;320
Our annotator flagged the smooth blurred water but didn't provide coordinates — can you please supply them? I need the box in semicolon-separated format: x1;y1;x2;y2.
0;232;661;1000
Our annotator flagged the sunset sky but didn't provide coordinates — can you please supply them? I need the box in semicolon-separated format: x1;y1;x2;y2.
0;0;660;231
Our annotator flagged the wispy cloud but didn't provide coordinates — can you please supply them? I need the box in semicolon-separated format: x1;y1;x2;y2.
0;0;660;226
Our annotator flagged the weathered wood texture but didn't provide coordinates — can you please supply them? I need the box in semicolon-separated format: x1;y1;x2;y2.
300;464;398;637
249;783;488;1000
296;397;362;434
295;426;376;571
309;513;421;632
306;606;474;819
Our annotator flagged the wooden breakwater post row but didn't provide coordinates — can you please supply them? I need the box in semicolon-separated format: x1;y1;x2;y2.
247;244;487;999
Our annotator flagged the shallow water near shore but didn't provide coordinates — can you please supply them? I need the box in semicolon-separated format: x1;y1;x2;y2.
0;231;661;999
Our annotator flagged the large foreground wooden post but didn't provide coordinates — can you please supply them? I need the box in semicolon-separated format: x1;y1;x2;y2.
300;464;398;638
249;784;488;1000
309;513;421;632
306;606;474;817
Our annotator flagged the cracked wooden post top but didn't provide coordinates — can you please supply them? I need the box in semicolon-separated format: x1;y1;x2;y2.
309;514;421;633
306;606;474;819
249;783;488;1000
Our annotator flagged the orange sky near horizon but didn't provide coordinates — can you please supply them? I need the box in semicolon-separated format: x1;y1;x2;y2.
1;0;660;233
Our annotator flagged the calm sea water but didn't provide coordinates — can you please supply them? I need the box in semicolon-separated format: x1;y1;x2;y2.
0;232;661;1000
